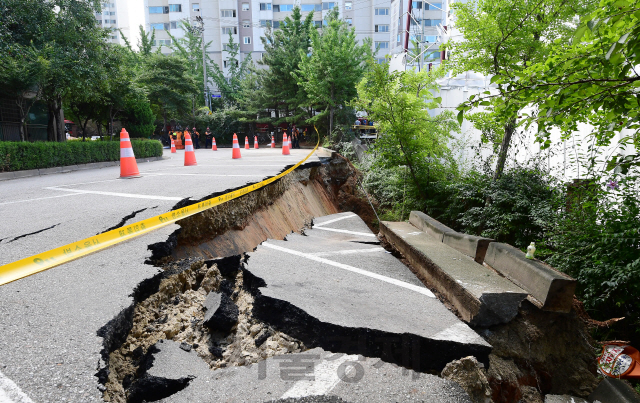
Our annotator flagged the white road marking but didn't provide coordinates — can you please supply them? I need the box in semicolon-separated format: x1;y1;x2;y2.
312;227;377;237
262;242;435;298
431;322;484;345
160;164;285;167
311;247;385;256
280;354;359;398
0;370;34;403
0;193;81;206
44;187;183;201
313;214;357;227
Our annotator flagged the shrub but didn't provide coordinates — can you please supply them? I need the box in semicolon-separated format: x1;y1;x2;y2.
0;140;163;172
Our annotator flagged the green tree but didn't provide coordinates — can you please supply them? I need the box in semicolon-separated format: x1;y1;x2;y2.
121;88;155;138
294;9;372;136
248;7;315;125
355;62;459;200
460;0;640;173
210;33;253;106
448;0;594;180
137;54;198;139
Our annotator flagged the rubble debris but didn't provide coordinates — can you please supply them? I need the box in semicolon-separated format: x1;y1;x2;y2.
441;356;492;403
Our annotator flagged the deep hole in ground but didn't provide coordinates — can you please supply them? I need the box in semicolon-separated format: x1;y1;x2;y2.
95;153;600;403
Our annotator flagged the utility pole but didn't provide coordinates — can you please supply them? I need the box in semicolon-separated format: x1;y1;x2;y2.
195;16;208;109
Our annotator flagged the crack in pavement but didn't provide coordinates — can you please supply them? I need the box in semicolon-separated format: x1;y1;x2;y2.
99;207;157;235
7;223;60;243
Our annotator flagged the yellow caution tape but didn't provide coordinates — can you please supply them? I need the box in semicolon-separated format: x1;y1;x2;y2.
0;130;320;286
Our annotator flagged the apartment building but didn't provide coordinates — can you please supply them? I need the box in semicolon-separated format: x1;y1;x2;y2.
96;1;146;49
143;0;399;81
390;0;446;70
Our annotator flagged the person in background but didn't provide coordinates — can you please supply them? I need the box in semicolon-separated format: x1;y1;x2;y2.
355;118;361;125
205;127;212;149
292;126;299;149
192;127;200;149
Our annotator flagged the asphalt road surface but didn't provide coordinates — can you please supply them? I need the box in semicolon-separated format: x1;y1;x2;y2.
0;147;319;403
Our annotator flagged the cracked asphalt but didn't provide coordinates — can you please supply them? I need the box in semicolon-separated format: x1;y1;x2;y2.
0;147;319;402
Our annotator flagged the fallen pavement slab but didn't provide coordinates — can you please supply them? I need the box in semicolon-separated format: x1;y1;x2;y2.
380;221;527;327
244;214;492;373
484;242;576;313
587;378;640;403
143;341;474;403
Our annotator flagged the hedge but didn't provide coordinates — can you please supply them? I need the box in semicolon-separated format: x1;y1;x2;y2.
0;140;163;172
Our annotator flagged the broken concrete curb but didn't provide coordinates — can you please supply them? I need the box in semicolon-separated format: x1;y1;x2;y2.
409;211;456;242
484;242;576;312
380;221;527;327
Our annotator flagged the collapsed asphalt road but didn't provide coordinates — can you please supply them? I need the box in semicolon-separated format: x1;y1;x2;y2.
98;213;490;402
0;148;321;402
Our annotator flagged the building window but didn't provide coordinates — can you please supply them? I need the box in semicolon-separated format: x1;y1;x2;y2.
345;18;352;25
377;58;386;64
424;19;441;26
223;60;239;68
314;20;322;27
221;9;237;17
412;1;423;9
168;4;181;12
170;21;178;29
425;51;440;60
274;4;293;12
322;2;335;10
424;35;438;42
425;2;442;9
242;3;250;10
375;24;389;32
111;35;118;40
156;39;171;46
192;3;200;12
259;19;271;27
222;26;237;34
375;8;389;15
150;23;164;30
345;1;352;9
375;41;389;49
272;20;281;28
149;6;166;14
300;4;318;12
260;3;272;10
243;36;251;44
242;20;251;28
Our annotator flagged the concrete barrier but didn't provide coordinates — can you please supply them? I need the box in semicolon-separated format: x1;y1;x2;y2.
442;232;494;264
588;377;640;403
484;242;576;313
409;211;455;242
381;221;528;327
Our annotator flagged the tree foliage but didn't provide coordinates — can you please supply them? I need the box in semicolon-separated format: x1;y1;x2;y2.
355;62;459;200
294;9;372;136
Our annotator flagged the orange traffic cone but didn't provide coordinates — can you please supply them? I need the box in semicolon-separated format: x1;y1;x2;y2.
282;133;290;155
271;135;275;148
254;136;259;149
232;133;241;159
184;132;197;166
245;136;250;150
170;138;176;153
120;129;140;178
212;137;217;151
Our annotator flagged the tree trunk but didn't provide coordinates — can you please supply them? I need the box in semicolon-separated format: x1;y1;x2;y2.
47;102;57;142
163;109;168;139
329;84;335;139
493;117;516;181
52;96;65;142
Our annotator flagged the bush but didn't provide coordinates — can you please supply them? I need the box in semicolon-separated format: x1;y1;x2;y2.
543;175;640;344
0;140;163;172
433;167;558;249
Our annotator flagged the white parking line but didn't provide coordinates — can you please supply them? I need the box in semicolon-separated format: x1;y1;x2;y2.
262;242;435;298
143;173;265;177
313;214;357;227
0;193;81;206
312;227;377;237
44;187;183;201
280;354;359;399
311;247;385;256
0;370;34;403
